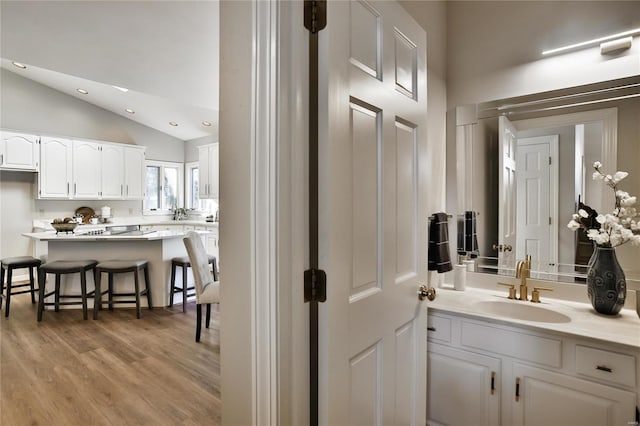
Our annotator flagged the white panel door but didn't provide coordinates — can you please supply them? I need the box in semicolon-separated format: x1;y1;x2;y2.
319;1;428;425
515;136;556;267
72;140;101;199
101;144;125;199
498;116;517;272
39;136;72;199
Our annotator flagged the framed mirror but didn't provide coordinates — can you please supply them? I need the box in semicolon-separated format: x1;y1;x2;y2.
454;76;640;283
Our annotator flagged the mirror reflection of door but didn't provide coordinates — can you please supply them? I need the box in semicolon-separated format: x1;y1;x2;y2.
498;116;517;273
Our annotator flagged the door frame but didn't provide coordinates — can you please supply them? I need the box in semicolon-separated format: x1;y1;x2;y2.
219;2;308;425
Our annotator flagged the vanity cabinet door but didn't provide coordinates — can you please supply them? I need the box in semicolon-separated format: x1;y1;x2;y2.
428;343;500;426
511;363;636;426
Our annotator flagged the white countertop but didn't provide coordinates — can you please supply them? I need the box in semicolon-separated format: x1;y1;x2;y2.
22;229;208;242
428;285;640;349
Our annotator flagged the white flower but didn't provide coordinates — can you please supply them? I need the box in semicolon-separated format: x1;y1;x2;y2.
596;214;606;224
567;220;581;231
612;171;629;183
593;171;604;180
593;161;602;169
621;196;637;207
578;209;589;218
572;213;580;220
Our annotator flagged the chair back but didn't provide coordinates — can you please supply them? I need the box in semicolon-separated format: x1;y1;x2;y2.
183;231;217;304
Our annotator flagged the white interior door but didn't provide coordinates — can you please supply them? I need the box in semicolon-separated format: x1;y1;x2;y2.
498;116;517;272
516;136;558;270
319;1;427;424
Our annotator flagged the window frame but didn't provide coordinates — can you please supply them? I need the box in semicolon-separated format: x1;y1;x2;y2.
143;159;184;215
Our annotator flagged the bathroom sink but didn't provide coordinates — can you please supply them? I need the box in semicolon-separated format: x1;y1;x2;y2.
472;300;571;323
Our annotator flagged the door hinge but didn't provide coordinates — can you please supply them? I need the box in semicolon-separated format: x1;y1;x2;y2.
549;156;552;165
304;268;327;302
304;0;327;33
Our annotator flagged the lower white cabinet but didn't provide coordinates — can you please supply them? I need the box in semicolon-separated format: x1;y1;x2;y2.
427;312;638;426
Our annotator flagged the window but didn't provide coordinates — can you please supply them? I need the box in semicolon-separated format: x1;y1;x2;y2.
186;161;218;215
144;160;184;214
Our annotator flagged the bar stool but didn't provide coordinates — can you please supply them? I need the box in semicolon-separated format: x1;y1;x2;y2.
1;256;42;317
169;255;218;312
93;260;152;319
37;260;98;321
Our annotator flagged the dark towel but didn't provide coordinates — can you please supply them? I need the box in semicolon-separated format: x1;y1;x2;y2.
428;212;453;273
457;211;479;256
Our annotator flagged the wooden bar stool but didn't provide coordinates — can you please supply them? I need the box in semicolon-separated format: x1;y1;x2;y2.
169;255;217;312
37;260;98;321
1;256;42;317
93;260;152;319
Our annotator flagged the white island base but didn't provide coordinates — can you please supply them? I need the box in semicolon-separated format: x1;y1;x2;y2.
24;231;203;310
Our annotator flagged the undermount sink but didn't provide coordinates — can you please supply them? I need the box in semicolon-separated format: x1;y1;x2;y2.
472;300;572;324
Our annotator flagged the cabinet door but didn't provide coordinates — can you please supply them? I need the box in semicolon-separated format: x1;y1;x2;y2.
0;131;39;171
511;363;636;426
123;146;145;199
428;343;500;426
198;145;211;198
72;140;101;199
39;137;72;198
208;144;219;199
101;144;125;199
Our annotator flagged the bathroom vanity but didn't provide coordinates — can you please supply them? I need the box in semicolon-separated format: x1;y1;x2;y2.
426;285;640;426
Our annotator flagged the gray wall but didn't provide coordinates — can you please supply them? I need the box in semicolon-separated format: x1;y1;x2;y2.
0;68;187;259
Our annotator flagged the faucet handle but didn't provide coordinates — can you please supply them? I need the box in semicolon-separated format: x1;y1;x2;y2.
498;282;516;299
531;286;553;303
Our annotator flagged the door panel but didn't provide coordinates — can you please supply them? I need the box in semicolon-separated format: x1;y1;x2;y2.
498;116;517;271
320;1;428;424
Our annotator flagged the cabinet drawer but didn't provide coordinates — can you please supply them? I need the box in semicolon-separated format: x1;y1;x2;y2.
461;321;561;368
427;314;451;343
575;345;636;388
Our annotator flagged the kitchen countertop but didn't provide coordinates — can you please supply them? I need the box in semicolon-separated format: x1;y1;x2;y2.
428;285;640;349
22;229;210;242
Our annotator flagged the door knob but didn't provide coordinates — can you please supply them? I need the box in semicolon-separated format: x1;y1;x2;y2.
418;285;436;301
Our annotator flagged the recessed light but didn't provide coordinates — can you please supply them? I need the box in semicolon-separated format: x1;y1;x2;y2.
77;88;89;95
112;85;129;93
202;121;212;127
125;108;135;114
169;122;178;127
12;62;27;69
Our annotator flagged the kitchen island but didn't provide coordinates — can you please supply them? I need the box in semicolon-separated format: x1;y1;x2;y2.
22;229;209;309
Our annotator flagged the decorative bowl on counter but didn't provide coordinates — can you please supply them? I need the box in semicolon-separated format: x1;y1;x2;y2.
51;222;78;234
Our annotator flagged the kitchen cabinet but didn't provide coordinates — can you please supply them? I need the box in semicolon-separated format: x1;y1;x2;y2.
123;146;145;199
427;312;638;426
198;144;219;199
72;140;101;198
38;138;145;200
0;130;39;171
39;136;73;198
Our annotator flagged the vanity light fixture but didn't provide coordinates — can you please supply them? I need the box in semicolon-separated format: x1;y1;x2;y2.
125;108;135;114
12;61;27;69
202;121;212;127
542;27;640;56
169;121;178;127
77;88;89;95
112;85;129;92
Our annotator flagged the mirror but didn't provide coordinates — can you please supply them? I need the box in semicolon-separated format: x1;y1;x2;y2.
454;76;640;283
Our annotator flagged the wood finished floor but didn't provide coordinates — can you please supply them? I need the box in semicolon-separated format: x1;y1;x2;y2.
0;287;221;426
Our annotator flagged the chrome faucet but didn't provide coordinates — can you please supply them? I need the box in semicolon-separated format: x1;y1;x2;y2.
515;255;532;301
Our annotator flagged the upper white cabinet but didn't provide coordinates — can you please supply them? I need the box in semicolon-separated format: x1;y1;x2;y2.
38;137;145;200
0;130;40;171
198;143;219;199
39;136;73;198
123;146;146;199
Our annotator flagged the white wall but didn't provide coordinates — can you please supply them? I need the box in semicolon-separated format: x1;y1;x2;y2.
0;68;187;259
184;134;218;163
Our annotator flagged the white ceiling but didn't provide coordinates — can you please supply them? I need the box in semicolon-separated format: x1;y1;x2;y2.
0;1;219;141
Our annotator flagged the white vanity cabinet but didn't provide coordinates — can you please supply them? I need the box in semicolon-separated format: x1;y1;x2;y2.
198;143;219;199
0;130;39;171
427;312;638;426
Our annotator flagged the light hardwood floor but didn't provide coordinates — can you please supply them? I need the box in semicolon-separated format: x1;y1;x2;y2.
1;287;221;426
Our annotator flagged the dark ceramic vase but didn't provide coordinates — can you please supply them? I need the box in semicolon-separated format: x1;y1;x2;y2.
586;246;626;315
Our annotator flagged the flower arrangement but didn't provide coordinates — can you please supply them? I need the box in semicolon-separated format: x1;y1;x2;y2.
567;161;640;247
